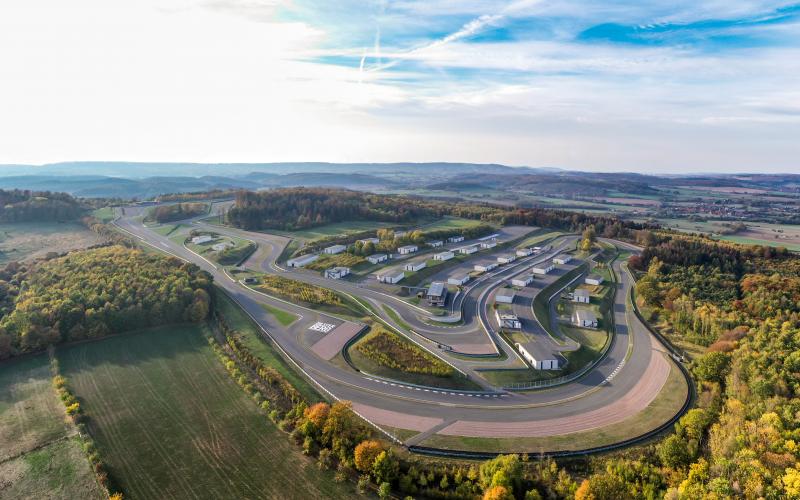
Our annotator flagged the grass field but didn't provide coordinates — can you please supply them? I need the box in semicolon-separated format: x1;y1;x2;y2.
58;325;355;499
515;231;564;249
278;220;397;241
423;357;688;453
91;206;117;223
418;216;488;232
260;303;299;327
0;222;104;264
0;355;103;499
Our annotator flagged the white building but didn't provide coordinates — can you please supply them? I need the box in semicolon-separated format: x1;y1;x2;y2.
478;233;500;241
404;261;427;272
429;240;444;248
516;248;533;257
287;254;319;268
585;274;604;286
474;262;499;273
324;267;350;280
572;309;598;328
397;245;418;255
497;254;517;265
448;235;465;243
191;235;213;245
211;241;234;252
573;288;591;303
481;240;497;250
532;263;555;275
357;237;380;245
553;254;572;265
394;230;408;239
495;310;521;330
511;275;534;287
324;244;347;255
457;245;479;255
367;253;388;265
448;274;470;286
434;251;455;261
377;271;405;284
516;343;560;370
495;290;516;304
427;282;448;307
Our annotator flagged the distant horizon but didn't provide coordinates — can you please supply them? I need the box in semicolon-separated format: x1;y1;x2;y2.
0;160;796;177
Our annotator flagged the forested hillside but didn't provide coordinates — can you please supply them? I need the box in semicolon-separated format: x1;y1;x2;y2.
619;234;800;498
227;187;651;237
0;189;84;222
0;246;212;358
227;188;439;230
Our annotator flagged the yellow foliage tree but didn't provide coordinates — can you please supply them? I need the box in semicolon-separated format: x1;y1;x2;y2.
354;440;384;473
483;485;513;500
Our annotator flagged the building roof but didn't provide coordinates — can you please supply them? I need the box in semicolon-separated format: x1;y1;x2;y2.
574;288;591;297
288;253;319;264
478;233;500;241
554;253;571;261
587;274;604;281
427;282;446;297
574;309;598;323
496;289;516;299
368;253;387;259
517;341;559;362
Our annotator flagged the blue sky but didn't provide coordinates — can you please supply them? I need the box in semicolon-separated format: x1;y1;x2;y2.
0;0;798;172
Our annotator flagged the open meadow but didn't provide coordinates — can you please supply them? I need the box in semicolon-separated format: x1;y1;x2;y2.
58;325;356;500
0;222;104;264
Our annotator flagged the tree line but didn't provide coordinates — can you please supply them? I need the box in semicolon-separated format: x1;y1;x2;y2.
0;188;85;222
147;202;208;223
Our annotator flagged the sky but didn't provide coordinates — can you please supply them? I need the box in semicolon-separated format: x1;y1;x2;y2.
0;1;798;173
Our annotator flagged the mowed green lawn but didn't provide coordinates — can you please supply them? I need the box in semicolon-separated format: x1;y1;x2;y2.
281;220;396;240
417;216;488;232
58;325;355;500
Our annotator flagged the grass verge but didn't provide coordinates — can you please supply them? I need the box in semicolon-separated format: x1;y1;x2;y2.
260;303;299;327
214;288;321;402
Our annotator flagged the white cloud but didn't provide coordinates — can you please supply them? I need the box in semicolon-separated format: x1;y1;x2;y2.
0;0;797;172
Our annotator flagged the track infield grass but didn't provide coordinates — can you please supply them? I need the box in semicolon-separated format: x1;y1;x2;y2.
58;325;354;500
420;357;688;453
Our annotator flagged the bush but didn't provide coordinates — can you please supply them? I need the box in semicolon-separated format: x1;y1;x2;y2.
355;327;453;377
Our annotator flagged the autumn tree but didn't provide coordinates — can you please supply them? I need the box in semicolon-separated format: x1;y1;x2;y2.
354;440;384;473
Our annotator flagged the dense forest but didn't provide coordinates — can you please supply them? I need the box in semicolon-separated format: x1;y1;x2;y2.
0;246;212;358
147;202;208;223
0;189;84;222
621;234;800;498
227;188;650;239
227;188;440;230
